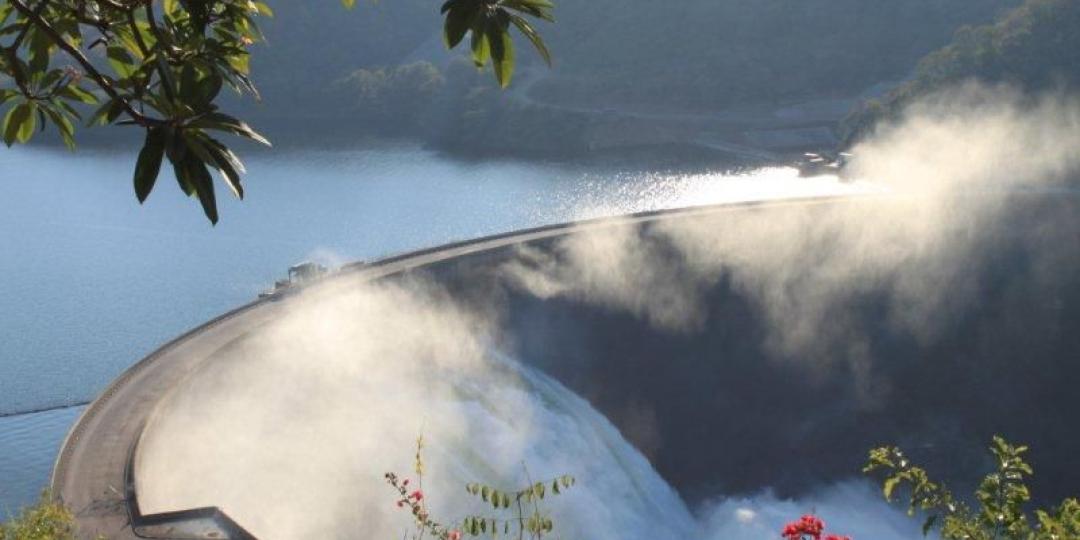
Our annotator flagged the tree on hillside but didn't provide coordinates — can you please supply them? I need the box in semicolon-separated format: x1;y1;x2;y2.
0;0;554;223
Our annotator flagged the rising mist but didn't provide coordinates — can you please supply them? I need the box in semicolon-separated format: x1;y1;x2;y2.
136;84;1080;539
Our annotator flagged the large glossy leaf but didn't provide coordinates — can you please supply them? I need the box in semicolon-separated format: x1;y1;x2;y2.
134;128;166;203
42;105;75;150
173;154;218;224
487;14;515;88
183;130;244;199
58;84;98;105
2;102;36;146
470;24;490;68
508;13;551;66
443;4;471;49
200;136;245;199
190;112;270;146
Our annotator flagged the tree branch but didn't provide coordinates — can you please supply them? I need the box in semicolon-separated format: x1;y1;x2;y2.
10;0;50;51
9;0;163;126
2;0;48;96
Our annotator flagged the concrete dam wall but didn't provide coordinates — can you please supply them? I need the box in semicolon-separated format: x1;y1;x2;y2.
56;193;1080;539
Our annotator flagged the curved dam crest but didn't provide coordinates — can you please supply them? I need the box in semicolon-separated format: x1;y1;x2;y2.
54;193;1080;539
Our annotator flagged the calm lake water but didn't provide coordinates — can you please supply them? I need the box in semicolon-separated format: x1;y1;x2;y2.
0;143;853;514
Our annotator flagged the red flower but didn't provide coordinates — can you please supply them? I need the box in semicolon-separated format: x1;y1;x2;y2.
824;536;851;540
410;490;424;501
781;514;829;540
447;531;462;540
403;479;410;487
781;514;833;540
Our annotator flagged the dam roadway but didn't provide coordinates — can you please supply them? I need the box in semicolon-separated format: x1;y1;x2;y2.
51;197;855;539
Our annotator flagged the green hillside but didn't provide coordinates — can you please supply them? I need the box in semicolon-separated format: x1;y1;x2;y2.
841;0;1080;145
531;0;1017;109
240;0;1016;119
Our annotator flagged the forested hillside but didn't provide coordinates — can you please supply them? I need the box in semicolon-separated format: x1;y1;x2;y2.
227;0;438;120
229;0;1021;154
529;0;1017;109
841;0;1080;145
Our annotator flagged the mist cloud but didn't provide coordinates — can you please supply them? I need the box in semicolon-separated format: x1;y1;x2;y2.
505;84;1080;366
135;83;1080;539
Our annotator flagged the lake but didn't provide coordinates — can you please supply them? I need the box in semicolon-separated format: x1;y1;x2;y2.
0;143;853;514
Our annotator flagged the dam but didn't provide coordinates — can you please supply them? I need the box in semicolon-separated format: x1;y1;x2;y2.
51;192;1080;539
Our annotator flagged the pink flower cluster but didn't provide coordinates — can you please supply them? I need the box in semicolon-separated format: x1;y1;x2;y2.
386;473;461;540
781;514;851;540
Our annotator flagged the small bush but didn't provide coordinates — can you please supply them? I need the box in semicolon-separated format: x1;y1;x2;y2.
386;436;575;540
1;491;75;540
866;436;1080;539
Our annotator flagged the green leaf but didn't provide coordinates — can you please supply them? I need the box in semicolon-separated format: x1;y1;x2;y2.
190;112;271;146
0;2;13;24
179;63;222;110
0;89;18;106
154;54;179;102
37;70;64;92
470;26;490;68
196;72;224;108
487;14;515;88
922;514;938;536
58;84;98;105
27;29;53;75
883;476;900;501
443;5;471;49
87;99;125;127
3;102;37;146
106;46;139;79
184;131;244;199
173;154;218;224
227;52;251;75
42;106;75;151
508;14;551;66
134;128;166;203
253;2;274;16
502;0;555;22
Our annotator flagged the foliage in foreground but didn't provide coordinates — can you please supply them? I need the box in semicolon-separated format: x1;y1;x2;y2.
0;491;74;540
866;436;1080;540
386;436;575;539
0;0;554;223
